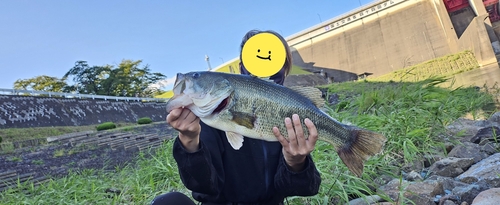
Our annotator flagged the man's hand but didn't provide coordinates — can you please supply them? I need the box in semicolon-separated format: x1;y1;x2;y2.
272;114;319;172
167;108;201;153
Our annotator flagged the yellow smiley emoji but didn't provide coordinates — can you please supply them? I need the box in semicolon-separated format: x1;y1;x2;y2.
241;33;286;77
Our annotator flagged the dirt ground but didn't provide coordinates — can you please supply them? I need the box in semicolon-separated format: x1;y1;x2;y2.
0;123;175;180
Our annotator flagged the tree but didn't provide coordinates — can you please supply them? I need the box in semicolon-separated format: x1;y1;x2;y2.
109;59;166;97
13;75;67;92
63;61;113;94
64;60;166;97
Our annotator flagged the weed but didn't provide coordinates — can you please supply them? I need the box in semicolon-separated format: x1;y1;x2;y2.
0;76;496;204
96;122;117;131
137;117;153;125
8;156;22;162
53;149;65;157
32;159;44;165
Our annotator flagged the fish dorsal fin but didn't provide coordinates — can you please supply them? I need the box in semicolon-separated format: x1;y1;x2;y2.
225;131;244;150
289;86;325;108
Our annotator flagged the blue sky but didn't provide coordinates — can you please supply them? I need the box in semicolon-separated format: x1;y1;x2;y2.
0;0;374;91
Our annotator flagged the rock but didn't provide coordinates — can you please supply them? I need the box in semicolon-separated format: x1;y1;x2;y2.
470;126;500;145
473;120;494;128
327;93;340;106
457;153;500;187
426;175;470;193
428;157;475;177
446;118;482;140
487;112;500;125
452;184;485;205
378;179;410;201
402;160;424;173
479;143;498;155
373;174;394;188
406;170;423;181
424;154;446;167
471;188;500;205
447;142;488;163
346;195;381;205
443;200;457;205
378;179;443;205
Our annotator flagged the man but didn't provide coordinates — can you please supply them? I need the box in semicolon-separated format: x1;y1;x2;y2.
152;30;321;205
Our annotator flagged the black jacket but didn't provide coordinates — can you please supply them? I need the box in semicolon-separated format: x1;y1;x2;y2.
172;121;322;205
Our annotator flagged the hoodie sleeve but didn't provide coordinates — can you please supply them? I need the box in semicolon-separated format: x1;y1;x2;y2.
172;122;226;195
274;154;322;197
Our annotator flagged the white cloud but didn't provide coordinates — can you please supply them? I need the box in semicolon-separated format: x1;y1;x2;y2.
148;76;176;90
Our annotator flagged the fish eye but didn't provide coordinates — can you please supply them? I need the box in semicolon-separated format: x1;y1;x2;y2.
192;72;200;79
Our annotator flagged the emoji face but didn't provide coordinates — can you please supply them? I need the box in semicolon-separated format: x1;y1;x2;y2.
241;33;286;77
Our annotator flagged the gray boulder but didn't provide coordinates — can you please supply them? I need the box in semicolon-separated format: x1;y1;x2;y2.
428;157;475;177
471;188;500;205
457;153;500;187
447;142;489;163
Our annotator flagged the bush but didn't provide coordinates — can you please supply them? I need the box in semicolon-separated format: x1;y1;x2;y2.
137;117;153;125
96;122;116;131
0;136;2;143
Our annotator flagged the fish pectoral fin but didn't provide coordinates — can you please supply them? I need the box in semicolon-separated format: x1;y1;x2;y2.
289;86;325;108
231;111;256;129
225;131;244;150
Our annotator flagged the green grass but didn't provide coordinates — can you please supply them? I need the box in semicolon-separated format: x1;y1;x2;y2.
289;64;312;75
1;76;498;204
0;122;136;143
369;50;479;83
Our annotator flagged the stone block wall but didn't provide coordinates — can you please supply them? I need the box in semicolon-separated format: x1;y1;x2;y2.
0;95;167;129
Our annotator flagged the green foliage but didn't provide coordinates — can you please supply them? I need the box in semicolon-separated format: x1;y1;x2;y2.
7;156;21;162
305;77;496;204
63;60;166;97
62;61;113;94
32;159;44;165
13;60;167;98
0;136;2;143
370;50;479;82
53;149;65;157
0;140;182;205
96;122;117;131
0;77;497;205
137;117;153;125
0;123;135;143
13;75;67;92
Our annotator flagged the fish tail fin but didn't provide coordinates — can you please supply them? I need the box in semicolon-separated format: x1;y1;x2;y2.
337;127;387;177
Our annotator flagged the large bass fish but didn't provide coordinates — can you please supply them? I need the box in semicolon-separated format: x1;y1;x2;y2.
166;71;387;177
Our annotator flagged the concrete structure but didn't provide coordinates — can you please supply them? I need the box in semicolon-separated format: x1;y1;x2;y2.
214;0;500;87
287;0;500;84
0;95;167;129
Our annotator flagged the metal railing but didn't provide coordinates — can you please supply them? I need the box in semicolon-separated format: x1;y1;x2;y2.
0;88;168;102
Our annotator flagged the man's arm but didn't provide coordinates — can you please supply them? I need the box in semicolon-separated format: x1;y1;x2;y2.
172;128;225;195
274;153;321;196
168;108;225;195
272;114;322;196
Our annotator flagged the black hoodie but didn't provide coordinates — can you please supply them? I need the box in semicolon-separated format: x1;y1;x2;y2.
172;121;322;205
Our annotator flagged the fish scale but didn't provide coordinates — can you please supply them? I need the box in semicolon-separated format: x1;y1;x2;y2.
221;73;349;145
166;71;387;177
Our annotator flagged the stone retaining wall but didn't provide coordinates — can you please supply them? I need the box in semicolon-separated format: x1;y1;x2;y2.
0;95;167;128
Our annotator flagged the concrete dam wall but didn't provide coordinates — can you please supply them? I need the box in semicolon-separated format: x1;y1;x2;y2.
290;0;452;80
286;0;500;84
0;95;167;129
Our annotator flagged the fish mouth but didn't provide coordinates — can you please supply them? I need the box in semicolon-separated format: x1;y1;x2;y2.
212;96;230;114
